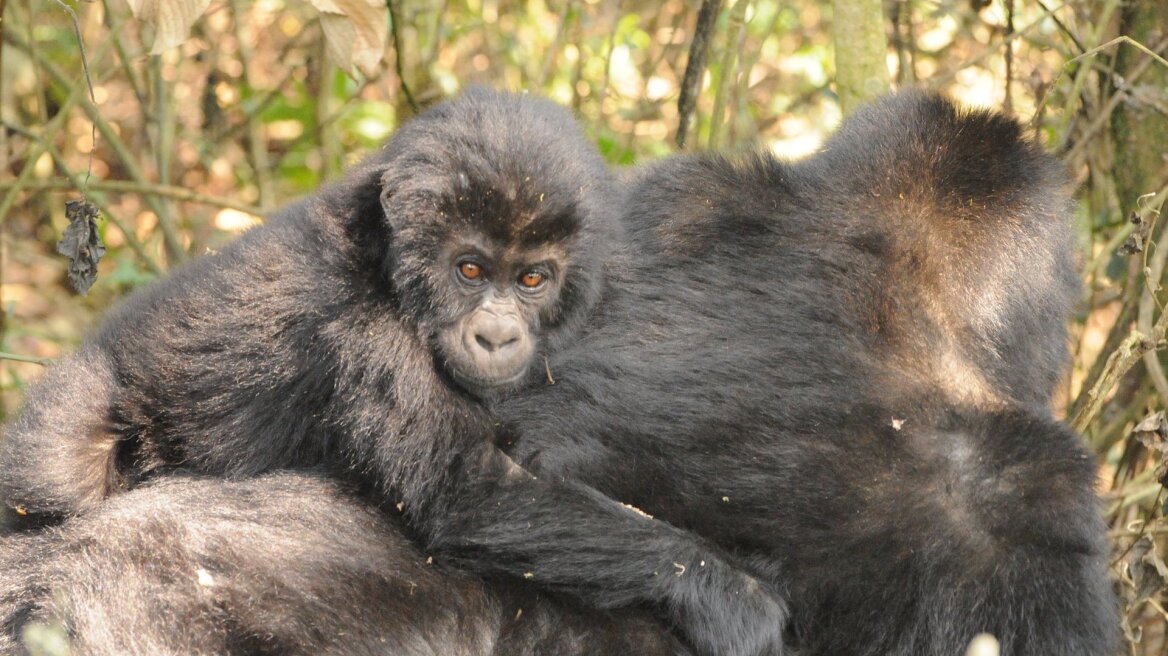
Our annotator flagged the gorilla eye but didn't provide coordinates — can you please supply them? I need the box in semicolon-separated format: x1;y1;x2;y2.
519;271;546;289
458;261;483;281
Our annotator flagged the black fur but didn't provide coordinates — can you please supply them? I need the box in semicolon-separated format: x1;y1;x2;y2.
0;473;689;656
0;89;784;654
0;92;1115;655
494;92;1113;654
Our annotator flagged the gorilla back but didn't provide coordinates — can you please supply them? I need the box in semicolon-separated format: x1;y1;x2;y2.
498;91;1115;655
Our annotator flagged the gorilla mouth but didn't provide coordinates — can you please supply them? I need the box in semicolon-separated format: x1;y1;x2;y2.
445;362;530;397
434;329;534;398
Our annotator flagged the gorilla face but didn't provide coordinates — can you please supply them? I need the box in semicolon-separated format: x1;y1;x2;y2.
433;235;567;396
374;91;616;401
382;162;589;399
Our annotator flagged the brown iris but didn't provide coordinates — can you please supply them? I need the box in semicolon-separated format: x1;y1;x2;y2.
519;271;545;288
459;261;482;280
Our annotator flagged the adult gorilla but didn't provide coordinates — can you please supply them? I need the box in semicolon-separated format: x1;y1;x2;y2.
494;91;1116;654
0;92;1116;655
0;474;689;656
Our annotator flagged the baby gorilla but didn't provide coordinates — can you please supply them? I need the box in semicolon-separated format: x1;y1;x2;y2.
0;89;784;655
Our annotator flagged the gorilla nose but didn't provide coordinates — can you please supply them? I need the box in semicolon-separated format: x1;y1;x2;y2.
470;314;523;354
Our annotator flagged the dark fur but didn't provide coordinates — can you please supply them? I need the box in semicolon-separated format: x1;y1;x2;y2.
493;91;1114;654
0;92;1115;655
0;473;688;656
0;89;784;654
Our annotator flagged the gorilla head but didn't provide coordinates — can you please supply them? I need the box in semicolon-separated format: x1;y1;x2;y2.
375;89;617;396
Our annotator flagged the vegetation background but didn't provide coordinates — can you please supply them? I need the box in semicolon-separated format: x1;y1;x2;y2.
1;0;1166;652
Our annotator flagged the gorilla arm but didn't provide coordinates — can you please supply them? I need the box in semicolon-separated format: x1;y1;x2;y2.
325;319;787;656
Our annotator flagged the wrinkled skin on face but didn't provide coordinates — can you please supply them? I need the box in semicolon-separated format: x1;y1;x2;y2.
433;240;566;396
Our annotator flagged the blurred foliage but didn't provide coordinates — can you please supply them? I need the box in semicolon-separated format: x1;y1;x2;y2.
1;0;1167;653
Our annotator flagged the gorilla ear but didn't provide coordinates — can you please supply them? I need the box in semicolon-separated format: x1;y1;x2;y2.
378;168;405;232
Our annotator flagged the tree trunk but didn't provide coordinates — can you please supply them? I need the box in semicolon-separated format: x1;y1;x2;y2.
833;0;891;115
1112;1;1168;209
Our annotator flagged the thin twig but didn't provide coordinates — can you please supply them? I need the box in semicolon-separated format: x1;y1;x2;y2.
387;0;419;113
102;0;148;111
1111;524;1168;538
147;54;180;254
891;0;916;84
1003;0;1014;113
1065;37;1166;165
1137;190;1168;404
231;0;274;209
0;352;53;366
0;176;264;217
420;0;447;72
1072;313;1168;436
1034;0;1085;55
1070;298;1135;423
707;0;749;149
594;1;622;133
537;1;575;88
46;0;97;186
0;0;7;347
0;0;8;172
317;47;343;180
676;0;721;149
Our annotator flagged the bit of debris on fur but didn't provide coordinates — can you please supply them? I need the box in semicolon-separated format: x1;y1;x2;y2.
543;354;556;384
891;417;905;430
621;502;653;519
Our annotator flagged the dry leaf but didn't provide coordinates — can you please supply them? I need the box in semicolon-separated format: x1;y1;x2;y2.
1131;411;1168;486
1128;536;1168;602
125;0;212;54
309;0;387;77
1132;411;1168;452
57;199;106;295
